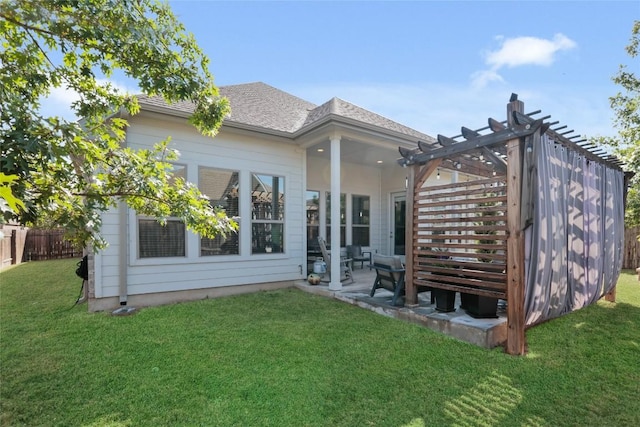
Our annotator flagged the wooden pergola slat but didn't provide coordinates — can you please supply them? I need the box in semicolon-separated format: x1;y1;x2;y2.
413;279;506;299
416;195;507;209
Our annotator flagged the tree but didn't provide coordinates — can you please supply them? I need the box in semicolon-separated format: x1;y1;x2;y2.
0;0;237;248
592;20;640;227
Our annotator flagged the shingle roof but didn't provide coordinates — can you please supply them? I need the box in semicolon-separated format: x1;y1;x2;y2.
136;94;195;114
304;97;433;141
219;82;316;133
137;82;435;142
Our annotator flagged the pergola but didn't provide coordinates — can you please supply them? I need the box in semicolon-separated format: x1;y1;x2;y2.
398;94;629;355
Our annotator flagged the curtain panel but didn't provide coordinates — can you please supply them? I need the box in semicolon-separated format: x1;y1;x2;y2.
524;134;624;326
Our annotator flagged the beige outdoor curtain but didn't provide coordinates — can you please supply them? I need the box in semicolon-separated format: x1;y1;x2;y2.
524;133;625;326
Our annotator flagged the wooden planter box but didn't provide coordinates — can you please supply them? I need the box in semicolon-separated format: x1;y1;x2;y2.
433;289;456;312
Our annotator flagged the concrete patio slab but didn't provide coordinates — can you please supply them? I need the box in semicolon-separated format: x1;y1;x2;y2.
295;267;507;349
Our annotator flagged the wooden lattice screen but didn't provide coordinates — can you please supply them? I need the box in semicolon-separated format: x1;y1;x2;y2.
413;176;508;299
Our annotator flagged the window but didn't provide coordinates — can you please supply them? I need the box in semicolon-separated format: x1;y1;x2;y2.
199;167;239;256
306;190;320;251
326;192;345;247
138;164;186;258
251;173;284;254
138;219;186;258
352;195;370;246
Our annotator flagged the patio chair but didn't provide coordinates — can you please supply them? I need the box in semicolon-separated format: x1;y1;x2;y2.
346;245;372;270
370;254;406;306
317;237;354;284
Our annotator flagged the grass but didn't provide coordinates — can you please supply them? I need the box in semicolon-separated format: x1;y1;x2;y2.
1;259;639;427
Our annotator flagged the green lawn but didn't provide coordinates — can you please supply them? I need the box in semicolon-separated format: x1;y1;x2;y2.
1;259;639;427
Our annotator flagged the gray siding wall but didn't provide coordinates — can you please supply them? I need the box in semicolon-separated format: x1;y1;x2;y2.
95;113;305;298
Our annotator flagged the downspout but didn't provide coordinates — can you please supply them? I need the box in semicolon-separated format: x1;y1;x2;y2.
301;148;308;277
118;200;128;305
118;116;129;306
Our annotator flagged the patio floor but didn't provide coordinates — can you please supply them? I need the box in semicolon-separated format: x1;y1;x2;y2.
295;266;507;349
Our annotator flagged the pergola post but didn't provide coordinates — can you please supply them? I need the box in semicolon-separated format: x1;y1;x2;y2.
506;97;527;355
404;165;416;305
405;159;442;306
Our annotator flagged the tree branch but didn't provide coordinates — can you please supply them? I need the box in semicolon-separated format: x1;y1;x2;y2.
0;12;59;38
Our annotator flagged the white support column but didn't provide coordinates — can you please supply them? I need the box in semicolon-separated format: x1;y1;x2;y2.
329;134;342;290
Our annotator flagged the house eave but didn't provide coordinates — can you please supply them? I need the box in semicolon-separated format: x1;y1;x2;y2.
294;113;427;148
221;120;296;140
137;101;192;119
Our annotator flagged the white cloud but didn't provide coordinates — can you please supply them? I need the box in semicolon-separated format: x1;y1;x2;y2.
470;70;504;91
471;33;577;89
39;78;139;120
39;86;80;120
486;33;577;68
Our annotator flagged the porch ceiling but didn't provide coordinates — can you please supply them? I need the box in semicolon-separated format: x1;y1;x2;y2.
307;137;404;168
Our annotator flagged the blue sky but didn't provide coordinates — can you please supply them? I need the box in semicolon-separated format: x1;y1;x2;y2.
46;0;639;140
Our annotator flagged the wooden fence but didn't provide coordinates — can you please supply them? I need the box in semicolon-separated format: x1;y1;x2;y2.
1;225;28;269
624;226;640;269
22;229;83;261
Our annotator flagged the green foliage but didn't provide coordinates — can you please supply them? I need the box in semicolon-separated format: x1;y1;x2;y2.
0;0;234;248
592;20;640;227
1;260;639;426
0;172;25;215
